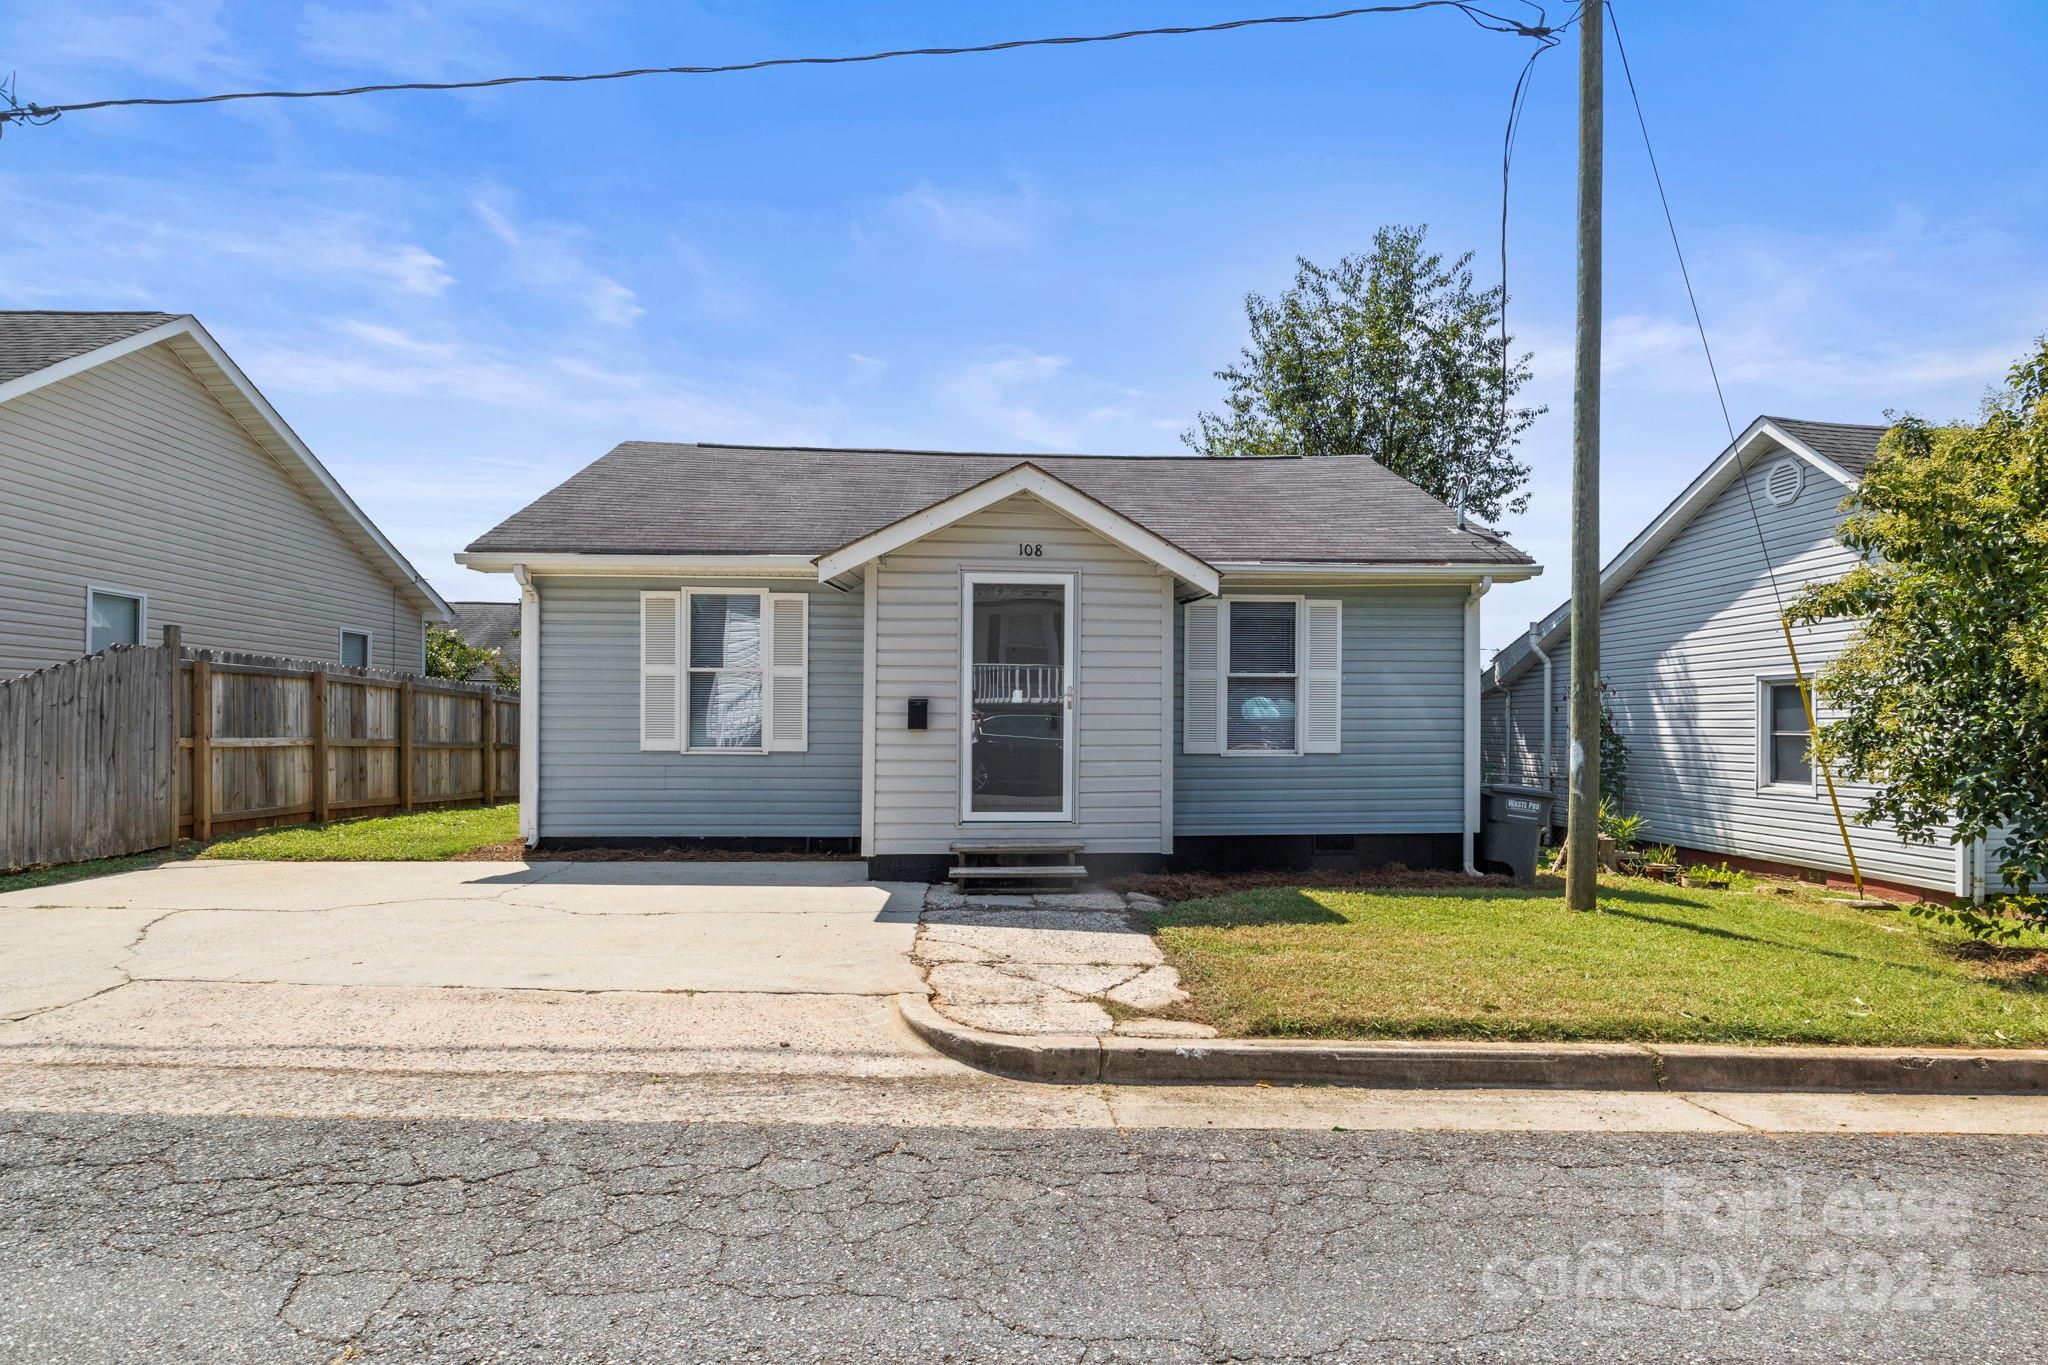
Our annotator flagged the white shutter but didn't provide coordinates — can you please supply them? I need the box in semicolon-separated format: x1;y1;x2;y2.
639;591;681;750
1302;598;1343;753
765;592;809;752
1183;599;1223;755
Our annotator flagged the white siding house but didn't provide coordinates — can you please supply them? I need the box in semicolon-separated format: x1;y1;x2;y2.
461;441;1540;879
1482;415;1991;898
0;311;448;677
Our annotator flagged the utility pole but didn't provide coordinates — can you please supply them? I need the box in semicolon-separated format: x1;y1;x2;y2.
1564;0;1604;912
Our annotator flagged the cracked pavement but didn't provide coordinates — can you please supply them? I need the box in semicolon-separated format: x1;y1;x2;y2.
1;1114;2041;1362
8;860;2048;1359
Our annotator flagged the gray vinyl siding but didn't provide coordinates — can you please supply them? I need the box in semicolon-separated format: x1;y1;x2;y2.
1176;585;1467;836
0;343;425;677
1518;456;1961;892
870;495;1169;855
535;576;861;839
1484;653;1562;795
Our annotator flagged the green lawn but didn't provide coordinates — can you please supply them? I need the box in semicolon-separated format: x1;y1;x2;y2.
197;802;520;862
1146;877;2048;1047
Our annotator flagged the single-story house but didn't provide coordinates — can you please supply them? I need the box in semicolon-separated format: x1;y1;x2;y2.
0;310;448;678
459;441;1539;880
1481;414;1999;900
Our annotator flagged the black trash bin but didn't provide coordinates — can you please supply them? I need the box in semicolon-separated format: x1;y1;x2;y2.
1480;783;1557;884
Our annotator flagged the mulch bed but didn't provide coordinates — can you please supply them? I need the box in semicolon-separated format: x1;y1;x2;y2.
450;842;859;864
1109;863;1527;904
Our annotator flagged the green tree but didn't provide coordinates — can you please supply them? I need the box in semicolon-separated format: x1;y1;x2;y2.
1184;224;1543;522
1790;339;2048;919
426;624;518;690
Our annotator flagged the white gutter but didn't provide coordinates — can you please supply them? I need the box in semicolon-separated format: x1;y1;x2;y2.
1528;627;1555;793
1216;561;1542;583
1462;577;1493;875
458;552;817;578
515;565;541;848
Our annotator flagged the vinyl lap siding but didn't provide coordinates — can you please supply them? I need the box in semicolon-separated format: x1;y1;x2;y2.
535;577;861;839
1176;585;1466;836
0;344;424;676
1595;459;1958;891
870;495;1169;855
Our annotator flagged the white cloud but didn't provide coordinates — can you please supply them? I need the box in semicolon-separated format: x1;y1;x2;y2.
875;178;1041;251
472;191;644;327
17;0;253;89
299;0;579;83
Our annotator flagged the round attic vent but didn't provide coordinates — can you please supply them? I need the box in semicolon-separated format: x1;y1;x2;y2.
1764;458;1805;507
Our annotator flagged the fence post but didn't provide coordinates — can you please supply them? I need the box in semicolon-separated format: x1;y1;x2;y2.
191;651;212;841
311;670;329;824
480;689;495;805
399;677;415;811
161;626;182;847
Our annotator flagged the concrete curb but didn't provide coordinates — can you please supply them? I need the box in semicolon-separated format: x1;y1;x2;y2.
895;995;2048;1094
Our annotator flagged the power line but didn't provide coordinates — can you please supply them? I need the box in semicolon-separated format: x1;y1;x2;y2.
1607;1;1866;894
0;3;1558;129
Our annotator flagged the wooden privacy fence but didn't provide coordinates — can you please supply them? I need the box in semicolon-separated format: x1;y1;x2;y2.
1;625;519;871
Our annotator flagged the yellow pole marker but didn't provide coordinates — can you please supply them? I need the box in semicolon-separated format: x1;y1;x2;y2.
1779;613;1864;899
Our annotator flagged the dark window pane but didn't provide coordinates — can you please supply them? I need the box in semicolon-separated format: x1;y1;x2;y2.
1771;734;1812;786
1770;683;1809;734
1227;678;1297;752
689;594;760;670
340;632;369;668
88;593;139;652
1229;600;1296;674
689;671;762;749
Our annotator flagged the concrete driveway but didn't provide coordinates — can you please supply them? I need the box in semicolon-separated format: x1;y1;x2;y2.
0;860;954;1106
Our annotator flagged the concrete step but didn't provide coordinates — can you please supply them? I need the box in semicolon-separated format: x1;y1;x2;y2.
949;841;1084;856
946;865;1090;882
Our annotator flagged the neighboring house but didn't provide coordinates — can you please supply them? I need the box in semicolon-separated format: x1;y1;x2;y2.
0;311;448;677
458;442;1539;879
1481;415;1997;899
447;601;522;682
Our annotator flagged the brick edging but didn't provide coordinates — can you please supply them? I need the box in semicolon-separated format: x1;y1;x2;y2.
896;995;2048;1094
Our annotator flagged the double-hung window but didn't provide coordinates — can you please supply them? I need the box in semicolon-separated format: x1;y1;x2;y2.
86;588;144;653
1761;680;1813;788
687;592;765;751
1225;599;1300;753
1183;596;1342;757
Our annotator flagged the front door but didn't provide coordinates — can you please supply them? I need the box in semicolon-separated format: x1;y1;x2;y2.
962;573;1073;821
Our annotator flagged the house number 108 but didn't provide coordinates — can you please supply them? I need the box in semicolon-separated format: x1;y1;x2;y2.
1017;543;1043;557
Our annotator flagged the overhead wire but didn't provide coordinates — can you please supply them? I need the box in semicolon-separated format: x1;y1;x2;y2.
1607;1;1865;894
0;3;1558;127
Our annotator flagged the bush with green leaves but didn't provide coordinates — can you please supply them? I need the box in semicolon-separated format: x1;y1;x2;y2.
1791;338;2048;934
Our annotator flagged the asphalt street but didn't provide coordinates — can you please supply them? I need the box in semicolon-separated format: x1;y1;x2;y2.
1;1112;2038;1363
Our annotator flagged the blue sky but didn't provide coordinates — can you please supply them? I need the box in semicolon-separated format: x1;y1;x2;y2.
7;1;2046;655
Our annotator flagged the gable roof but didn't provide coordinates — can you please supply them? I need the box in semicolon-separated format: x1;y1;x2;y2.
1482;414;1880;691
1763;416;1887;478
462;441;1537;575
0;310;177;385
0;311;450;621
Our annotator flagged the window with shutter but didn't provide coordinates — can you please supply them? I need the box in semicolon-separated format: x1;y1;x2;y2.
765;592;809;752
1182;599;1222;754
1301;599;1343;753
639;592;681;749
686;592;764;751
1225;599;1298;753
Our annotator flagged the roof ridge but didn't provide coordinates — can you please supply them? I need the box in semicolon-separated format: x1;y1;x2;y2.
614;440;1407;464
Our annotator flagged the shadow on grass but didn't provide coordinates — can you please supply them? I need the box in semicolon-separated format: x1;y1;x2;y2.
1147;889;1348;928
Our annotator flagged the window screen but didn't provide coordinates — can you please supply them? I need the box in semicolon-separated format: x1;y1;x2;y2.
87;591;141;653
341;631;371;668
687;594;764;749
1767;682;1811;786
1227;600;1297;752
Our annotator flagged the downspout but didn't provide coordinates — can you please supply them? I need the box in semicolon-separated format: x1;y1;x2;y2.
1463;577;1493;875
515;564;540;849
1528;628;1555;795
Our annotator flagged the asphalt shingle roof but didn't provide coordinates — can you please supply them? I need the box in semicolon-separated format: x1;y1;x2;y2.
0;311;178;386
448;602;521;656
1766;416;1888;477
467;442;1534;568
